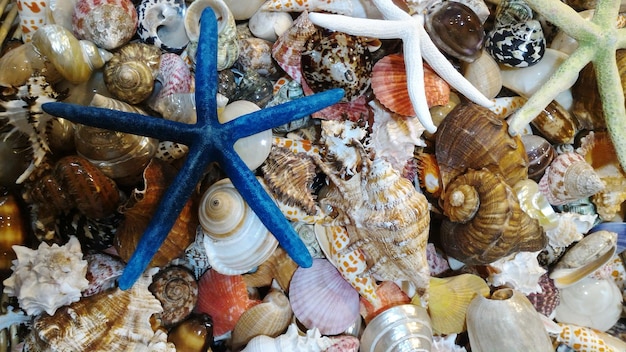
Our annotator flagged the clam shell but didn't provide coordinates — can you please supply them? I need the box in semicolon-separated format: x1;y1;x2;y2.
360;304;432;352
550;230;617;288
461;50;503;99
371;54;450;116
424;274;490;335
289;259;360;335
137;0;190;53
271;11;316;83
232;288;293;350
198;178;278;275
72;0;138;50
149;266;198;327
103;43;161;105
466;288;553;351
196;269;261;336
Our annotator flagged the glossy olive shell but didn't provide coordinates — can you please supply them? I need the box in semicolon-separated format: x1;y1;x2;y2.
426;1;485;62
520;134;556;182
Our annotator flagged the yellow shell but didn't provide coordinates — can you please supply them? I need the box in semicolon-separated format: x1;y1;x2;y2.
103;43;160;104
422;274;490;335
440;168;547;265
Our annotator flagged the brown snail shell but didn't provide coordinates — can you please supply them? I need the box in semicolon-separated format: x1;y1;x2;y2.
115;158;198;267
435;102;529;193
149;266;198;327
103;43;161;104
167;313;214;352
531;99;578;145
440;168;547;265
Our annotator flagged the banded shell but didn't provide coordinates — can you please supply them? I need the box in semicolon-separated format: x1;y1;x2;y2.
486;20;546;68
17;0;50;42
301;29;372;102
198;178;279;275
167;314;214;352
435;102;529;193
232;288;293;350
149;266;198;327
520;134;556;181
440;168;547;265
530;99;578;145
360;304;432;352
271;11;316;84
371;54;450;116
23;270;176;351
103;43;161;105
425;1;485;62
289;259;360;335
538;152;605;206
72;0;138;50
466;288;553;351
137;0;190;53
114;158;198;267
425;274;490;335
196;269;261;336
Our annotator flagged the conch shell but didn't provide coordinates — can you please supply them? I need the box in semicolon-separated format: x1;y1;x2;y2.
440;168;547;265
23;269;176;351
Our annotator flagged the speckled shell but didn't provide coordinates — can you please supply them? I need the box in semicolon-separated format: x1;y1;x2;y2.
149;53;193;116
289;259;360;335
440;168;547;265
271;11;316;83
72;0;138;50
137;0;189;53
301;29;372;102
435;102;529;193
526;273;560;318
23;270;176;351
538;152;605;206
83;252;125;297
371;54;450;116
149;266;198;327
17;0;50;42
521;134;556;181
232;288;293;350
425;1;485;62
486;20;546;68
238;37;281;79
115;158;198;267
103;43;161;105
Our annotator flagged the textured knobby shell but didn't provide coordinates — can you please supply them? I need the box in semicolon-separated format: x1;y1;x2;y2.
72;0;138;50
440;168;547;265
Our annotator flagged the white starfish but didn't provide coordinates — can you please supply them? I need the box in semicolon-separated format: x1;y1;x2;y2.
507;0;626;171
308;0;493;133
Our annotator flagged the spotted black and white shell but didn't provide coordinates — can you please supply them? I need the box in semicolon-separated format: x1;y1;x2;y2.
137;0;190;53
486;20;546;68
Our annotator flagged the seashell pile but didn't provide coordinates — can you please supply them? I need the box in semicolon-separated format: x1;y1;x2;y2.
2;0;626;351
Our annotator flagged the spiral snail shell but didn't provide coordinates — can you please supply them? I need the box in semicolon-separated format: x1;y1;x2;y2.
103;43;161;105
148;265;198;327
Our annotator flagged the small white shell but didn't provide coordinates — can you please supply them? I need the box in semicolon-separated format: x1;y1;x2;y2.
137;0;190;53
198;178;278;275
487;251;546;295
241;323;335;352
248;8;293;42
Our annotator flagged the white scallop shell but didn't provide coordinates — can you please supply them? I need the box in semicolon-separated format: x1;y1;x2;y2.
487;251;547;295
198;178;278;275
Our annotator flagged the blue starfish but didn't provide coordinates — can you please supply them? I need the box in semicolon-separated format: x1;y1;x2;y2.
42;8;344;289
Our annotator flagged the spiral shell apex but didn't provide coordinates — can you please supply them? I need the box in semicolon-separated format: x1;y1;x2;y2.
539;152;605;206
104;43;161;105
149;266;198;327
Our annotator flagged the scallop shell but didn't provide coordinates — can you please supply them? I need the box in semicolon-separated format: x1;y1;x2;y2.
232;288;293;350
72;0;138;50
115;158;198;267
487;251;547;295
424;274;490;335
3;236;89;316
440;168;547;265
242;246;298;292
486;20;546;68
289;259;360;335
466;288;553;351
360;304;433;352
425;1;485;62
149;266;198;327
271;11;316;84
23;269;176;351
83;252;125;297
198;177;279;275
371;54;450;116
550;230;618;288
301;29;372;102
461;50;503;100
195;269;261;336
17;0;50;42
538;152;605;206
435;102;529;193
103;43;161;105
137;0;189;53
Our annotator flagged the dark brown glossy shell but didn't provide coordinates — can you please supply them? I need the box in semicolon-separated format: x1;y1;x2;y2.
167;313;213;352
521;134;556;182
114;158;197;267
440;168;547;265
531;99;578;144
435;102;529;194
0;190;27;273
149;266;198;327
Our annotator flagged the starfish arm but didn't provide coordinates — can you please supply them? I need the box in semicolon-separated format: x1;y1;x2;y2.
224;89;344;140
508;46;596;135
595;54;626;171
118;142;215;289
217;146;313;268
193;7;218;127
592;0;621;26
524;0;599;40
401;33;434;133
419;26;493;109
308;12;411;39
42;103;198;144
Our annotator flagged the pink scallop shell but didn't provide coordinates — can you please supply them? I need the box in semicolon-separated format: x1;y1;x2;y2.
289;259;360;335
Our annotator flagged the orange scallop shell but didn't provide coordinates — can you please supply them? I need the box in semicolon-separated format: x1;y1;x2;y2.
371;53;450;116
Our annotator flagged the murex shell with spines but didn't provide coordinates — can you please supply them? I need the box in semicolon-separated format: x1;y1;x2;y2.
435;102;529;194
